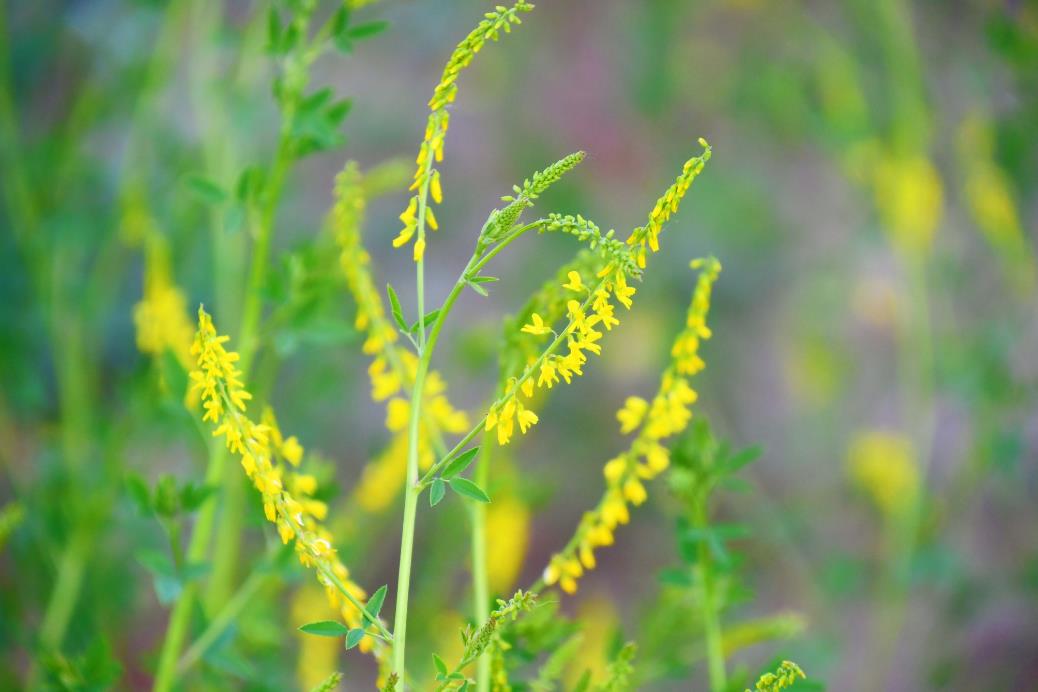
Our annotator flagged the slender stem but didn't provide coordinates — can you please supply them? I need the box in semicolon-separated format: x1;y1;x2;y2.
471;436;492;691
177;569;269;675
153;440;228;692
391;152;434;684
694;494;726;691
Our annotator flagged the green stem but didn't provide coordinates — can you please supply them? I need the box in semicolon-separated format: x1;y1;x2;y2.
694;494;726;692
176;568;269;675
471;437;492;692
152;440;228;692
38;528;89;651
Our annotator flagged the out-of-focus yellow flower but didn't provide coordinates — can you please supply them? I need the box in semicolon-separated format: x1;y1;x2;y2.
543;259;720;595
871;152;943;257
848;430;920;517
957;114;1036;296
291;584;339;690
133;239;194;375
565;594;617;688
485;493;530;593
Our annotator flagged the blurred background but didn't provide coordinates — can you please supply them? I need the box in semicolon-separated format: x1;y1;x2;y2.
1;0;1036;689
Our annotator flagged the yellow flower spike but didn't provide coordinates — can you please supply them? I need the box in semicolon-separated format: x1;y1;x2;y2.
190;307;388;666
563;270;585;292
396;1;535;261
521;313;552;336
625;140;711;267
413;236;426;262
538;258;720;595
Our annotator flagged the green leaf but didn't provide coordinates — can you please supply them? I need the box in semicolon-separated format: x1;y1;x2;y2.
429;478;446;507
266;8;283;53
325;98;353;126
465;279;489;297
329;6;350;37
471;276;499;283
345;628;366;650
433;653;448;676
154;475;180;518
125;474;151;514
180;482;217;512
449;478;491;503
186;175;227;205
347;21;389;40
299;620;351;637
441;447;480;479
408;309;440;333
363;585;388;626
386;284;408;332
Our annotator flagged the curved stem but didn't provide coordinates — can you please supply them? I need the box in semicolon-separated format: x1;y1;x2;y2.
471;436;492;691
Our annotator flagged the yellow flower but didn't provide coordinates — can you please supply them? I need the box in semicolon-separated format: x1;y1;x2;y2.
616;397;649;434
485;493;531;593
848;430;919;517
871;151;942;257
190;308;387;664
521;313;552;336
539;258;720;594
395;1;534;262
562;270;585;292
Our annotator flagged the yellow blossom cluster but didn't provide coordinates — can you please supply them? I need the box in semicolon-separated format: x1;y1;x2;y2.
486;265;634;446
189;307;385;659
542;258;721;593
848;430;919;518
133;241;195;369
392;1;534;261
334;162;469;509
626;139;712;268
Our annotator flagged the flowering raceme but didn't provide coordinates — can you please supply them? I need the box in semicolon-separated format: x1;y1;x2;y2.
189;307;387;662
485;142;712;448
393;0;534;261
542;257;721;594
334;162;469;511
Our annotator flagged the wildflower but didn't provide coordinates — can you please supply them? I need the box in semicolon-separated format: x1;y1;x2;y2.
626;139;711;269
395;1;535;261
563;270;585;292
848;430;919;517
521;313;552;336
485;493;531;593
190;307;386;660
616;397;648;434
334;161;469;509
870;149;942;258
541;258;720;594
